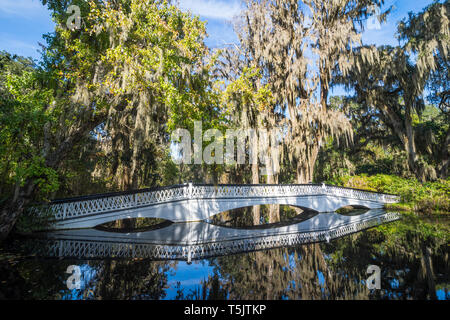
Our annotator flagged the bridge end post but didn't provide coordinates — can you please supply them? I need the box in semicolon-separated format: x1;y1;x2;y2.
188;182;193;198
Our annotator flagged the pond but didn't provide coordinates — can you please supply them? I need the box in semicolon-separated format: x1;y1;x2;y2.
0;205;448;300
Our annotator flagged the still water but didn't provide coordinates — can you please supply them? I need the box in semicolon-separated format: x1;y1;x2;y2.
0;205;448;300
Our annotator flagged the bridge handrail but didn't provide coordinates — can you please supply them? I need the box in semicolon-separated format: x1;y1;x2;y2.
32;183;400;221
46;183;399;204
48;184;187;204
38;212;401;260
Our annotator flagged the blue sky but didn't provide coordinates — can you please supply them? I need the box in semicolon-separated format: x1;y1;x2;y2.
0;0;435;61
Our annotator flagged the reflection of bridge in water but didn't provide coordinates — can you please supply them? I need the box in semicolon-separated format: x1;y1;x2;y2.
33;183;400;230
33;209;400;263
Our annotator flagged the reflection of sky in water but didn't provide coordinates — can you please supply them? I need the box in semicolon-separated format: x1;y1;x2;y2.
163;260;216;300
436;290;448;300
42;255;449;301
390;278;400;289
7;206;446;301
317;270;325;287
61;264;97;300
287;252;298;269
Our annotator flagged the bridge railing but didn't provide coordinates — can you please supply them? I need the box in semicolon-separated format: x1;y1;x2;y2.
189;184;399;203
36;211;401;260
33;183;400;221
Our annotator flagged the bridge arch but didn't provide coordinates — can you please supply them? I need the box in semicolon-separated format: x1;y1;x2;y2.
202;199;320;219
208;204;319;227
95;217;173;233
192;196;384;221
42;184;397;230
335;205;371;215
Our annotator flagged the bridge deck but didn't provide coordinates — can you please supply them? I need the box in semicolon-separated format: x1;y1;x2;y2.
34;210;400;261
32;183;400;230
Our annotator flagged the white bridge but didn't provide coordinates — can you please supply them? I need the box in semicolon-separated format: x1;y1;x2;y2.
35;183;400;230
33;210;400;262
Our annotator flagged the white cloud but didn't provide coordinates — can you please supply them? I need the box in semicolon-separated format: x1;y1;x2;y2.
178;0;242;20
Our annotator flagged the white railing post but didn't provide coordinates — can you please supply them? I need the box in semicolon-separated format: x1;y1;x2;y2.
188;182;193;199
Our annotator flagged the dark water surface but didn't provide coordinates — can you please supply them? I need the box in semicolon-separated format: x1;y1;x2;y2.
0;205;448;300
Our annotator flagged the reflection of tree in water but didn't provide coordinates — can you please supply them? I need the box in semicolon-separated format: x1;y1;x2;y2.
0;257;70;299
321;225;449;300
61;259;175;300
90;260;173;300
210;205;307;228
1;213;447;300
93;213;448;300
173;274;229;300
97;217;171;232
0;252;174;299
174;218;448;300
171;243;368;300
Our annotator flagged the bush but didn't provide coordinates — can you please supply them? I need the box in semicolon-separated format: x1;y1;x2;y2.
327;174;450;215
14;207;55;234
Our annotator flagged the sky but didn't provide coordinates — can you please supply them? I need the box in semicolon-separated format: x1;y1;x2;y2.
0;0;435;61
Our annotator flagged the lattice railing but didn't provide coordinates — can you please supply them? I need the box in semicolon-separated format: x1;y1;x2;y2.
36;212;400;260
33;184;400;221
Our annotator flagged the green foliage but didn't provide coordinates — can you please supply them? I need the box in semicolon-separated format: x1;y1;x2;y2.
327;174;450;214
14;156;59;195
0;54;60;202
374;211;449;254
0;0;448;239
332;0;450;181
37;0;219;190
14;207;55;233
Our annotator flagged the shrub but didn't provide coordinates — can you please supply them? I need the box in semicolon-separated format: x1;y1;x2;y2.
327;174;450;215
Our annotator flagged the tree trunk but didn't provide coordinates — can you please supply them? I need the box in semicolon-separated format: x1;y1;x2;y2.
0;181;35;241
379;104;426;179
304;144;320;184
251;162;260;225
404;107;421;179
265;146;280;223
420;245;437;300
296;162;311;184
129;101;147;190
438;127;450;179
